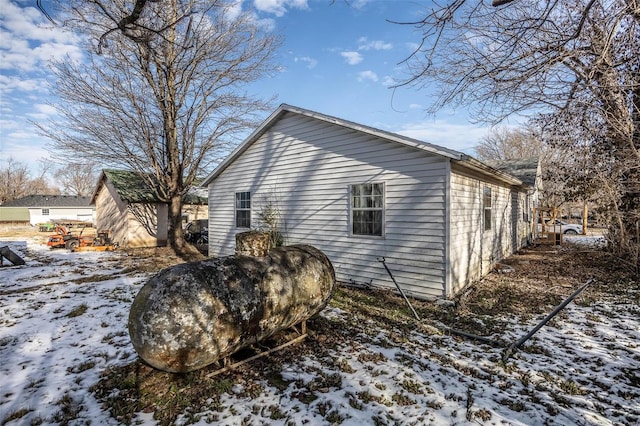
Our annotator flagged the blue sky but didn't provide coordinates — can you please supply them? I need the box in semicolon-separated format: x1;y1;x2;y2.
0;0;491;178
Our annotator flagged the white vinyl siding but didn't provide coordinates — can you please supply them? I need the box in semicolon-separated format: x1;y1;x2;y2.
448;170;519;295
208;112;448;300
27;206;95;226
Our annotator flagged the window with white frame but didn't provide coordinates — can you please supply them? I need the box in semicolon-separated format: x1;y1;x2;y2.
42;208;50;216
483;186;492;231
351;182;384;236
235;191;251;228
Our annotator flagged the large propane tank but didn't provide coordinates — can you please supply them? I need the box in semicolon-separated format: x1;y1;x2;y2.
128;244;335;373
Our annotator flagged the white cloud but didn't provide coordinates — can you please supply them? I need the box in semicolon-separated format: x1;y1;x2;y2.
357;70;378;83
394;121;490;153
350;0;371;9
405;42;420;52
0;135;49;171
382;75;396;87
0;119;19;131
253;0;309;17
0;74;47;93
0;0;82;72
294;56;318;69
26;103;58;120
6;130;34;140
340;51;363;65
357;37;392;51
224;1;244;21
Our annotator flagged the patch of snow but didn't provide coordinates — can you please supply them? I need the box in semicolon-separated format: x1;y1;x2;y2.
0;236;638;425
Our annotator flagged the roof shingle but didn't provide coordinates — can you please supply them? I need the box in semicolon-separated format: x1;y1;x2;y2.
1;195;92;207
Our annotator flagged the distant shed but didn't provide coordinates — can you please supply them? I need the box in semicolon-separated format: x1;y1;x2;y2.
0;207;30;224
91;170;208;248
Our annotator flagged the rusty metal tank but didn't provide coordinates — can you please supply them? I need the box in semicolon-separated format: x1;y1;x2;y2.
128;244;335;373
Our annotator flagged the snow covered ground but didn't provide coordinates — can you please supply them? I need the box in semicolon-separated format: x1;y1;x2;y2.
0;236;638;425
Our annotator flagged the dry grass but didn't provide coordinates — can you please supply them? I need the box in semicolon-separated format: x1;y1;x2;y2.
87;241;638;425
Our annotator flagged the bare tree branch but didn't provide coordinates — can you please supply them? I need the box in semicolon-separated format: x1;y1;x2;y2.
395;0;639;268
36;0;282;254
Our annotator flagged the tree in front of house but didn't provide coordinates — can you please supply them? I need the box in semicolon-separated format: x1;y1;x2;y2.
475;126;543;163
38;0;281;254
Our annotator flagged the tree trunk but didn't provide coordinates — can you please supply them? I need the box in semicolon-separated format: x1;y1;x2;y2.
167;193;190;255
582;201;588;235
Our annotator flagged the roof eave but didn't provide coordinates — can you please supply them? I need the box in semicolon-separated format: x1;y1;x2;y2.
201;104;464;186
201;105;290;186
456;155;527;187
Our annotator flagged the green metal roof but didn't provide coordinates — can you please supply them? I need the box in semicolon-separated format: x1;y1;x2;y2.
104;169;158;203
102;169;207;205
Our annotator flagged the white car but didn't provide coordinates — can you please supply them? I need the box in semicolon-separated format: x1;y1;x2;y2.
544;219;583;235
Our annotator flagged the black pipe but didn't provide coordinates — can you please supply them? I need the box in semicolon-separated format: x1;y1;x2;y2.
502;278;594;362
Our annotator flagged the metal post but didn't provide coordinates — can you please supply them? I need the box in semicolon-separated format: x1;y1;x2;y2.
502;278;594;361
377;257;421;321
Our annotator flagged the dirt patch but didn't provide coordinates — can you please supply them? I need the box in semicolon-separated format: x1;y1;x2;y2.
459;243;638;317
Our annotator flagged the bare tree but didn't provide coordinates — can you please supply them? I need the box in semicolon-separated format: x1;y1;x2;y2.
38;0;281;254
0;159;33;203
54;163;99;196
474;126;543;161
397;0;639;270
0;158;59;203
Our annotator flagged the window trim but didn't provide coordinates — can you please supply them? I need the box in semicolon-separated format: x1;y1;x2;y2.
483;186;492;232
349;182;385;238
235;191;251;229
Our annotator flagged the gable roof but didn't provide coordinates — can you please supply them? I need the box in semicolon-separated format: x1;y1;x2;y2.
203;104;468;187
1;195;92;208
202;104;526;188
100;169;159;203
92;169;208;205
485;158;540;187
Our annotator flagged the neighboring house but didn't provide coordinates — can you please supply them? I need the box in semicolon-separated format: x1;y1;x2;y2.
0;195;94;226
202;104;536;300
91;169;207;248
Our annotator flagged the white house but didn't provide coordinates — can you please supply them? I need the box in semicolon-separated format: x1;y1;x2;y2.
0;195;94;226
202;104;536;300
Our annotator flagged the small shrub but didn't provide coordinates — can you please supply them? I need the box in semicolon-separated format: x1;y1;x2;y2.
67;360;96;374
401;379;423;395
560;380;586;395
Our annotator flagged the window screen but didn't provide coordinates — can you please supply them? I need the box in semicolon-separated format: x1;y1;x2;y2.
483;186;492;231
351;182;384;236
235;191;251;228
